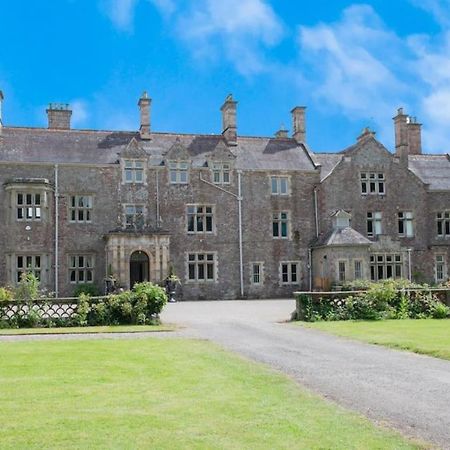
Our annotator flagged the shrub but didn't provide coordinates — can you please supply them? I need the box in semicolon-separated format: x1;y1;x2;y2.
73;284;101;297
431;301;450;319
0;287;13;302
14;273;40;301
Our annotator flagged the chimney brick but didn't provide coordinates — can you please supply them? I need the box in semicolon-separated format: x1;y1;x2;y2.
220;94;237;146
46;103;72;130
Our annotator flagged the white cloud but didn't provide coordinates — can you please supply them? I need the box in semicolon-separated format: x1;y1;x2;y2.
175;0;284;75
148;0;175;16
410;0;450;27
103;0;138;31
298;5;407;141
71;100;89;128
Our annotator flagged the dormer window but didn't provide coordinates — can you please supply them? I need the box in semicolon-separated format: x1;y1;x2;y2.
123;159;145;183
361;172;385;195
212;162;231;184
169;161;189;184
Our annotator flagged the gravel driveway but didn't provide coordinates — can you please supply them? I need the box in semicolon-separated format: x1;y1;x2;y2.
161;299;450;449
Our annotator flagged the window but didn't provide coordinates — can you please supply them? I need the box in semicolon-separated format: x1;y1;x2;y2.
280;262;299;284
69;195;92;223
367;212;382;237
436;212;450;237
212;162;231;184
124;204;145;229
187;205;214;233
169;161;189;184
250;263;264;285
338;261;346;282
16;192;41;221
271;176;289;195
187;253;216;282
69;255;94;284
123;159;144;183
354;260;363;279
398;211;413;237
360;172;385;195
435;255;447;283
16;255;41;282
370;254;402;281
272;212;289;239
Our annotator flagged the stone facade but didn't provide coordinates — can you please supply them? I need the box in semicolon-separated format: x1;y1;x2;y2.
0;90;449;298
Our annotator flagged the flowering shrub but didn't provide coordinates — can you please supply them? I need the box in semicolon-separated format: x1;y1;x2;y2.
297;280;450;322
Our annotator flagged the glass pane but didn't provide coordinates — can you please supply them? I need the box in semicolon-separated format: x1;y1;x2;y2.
206;216;212;232
17;208;23;219
188;254;195;261
198;254;204;261
291;265;297;282
26;256;32;268
35;207;41;219
180;172;187;183
271;178;277;194
17;193;23;205
71;256;76;268
26;207;33;219
198;264;205;280
223;172;230;183
35;256;41;268
187;216;195;232
206;254;214;261
35;194;41;205
86;270;93;282
214;172;220;183
135;170;143;182
26;194;32;205
124;160;133;168
280;178;287;194
206;263;214;280
170;171;177;183
281;222;287;237
125;170;133;181
273;222;279;237
79;256;84;268
188;264;195;280
197;217;204;232
17;256;23;268
79;271;84;282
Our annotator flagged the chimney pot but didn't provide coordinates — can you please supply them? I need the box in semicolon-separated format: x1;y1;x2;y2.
46;103;72;130
138;91;151;139
220;94;237;146
275;124;289;139
291;106;306;143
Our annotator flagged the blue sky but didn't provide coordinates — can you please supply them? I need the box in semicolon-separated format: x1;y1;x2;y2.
1;0;449;152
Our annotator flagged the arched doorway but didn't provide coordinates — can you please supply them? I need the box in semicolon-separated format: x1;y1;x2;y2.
130;251;149;287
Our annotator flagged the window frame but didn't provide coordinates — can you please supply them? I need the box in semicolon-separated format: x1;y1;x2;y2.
123;204;145;230
250;262;264;285
16;192;43;222
398;211;414;237
435;254;447;283
370;253;403;281
436;211;450;237
270;175;290;196
15;254;42;283
212;161;231;185
186;252;217;283
122;159;146;184
186;204;215;234
367;211;382;237
169;160;189;184
68;254;95;284
279;261;300;285
69;195;93;223
360;172;385;196
272;211;290;239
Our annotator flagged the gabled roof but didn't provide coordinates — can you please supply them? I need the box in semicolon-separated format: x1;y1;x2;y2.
312;226;372;248
0;127;317;171
408;154;450;191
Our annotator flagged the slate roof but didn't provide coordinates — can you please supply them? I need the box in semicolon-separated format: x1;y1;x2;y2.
312;226;372;248
312;153;342;181
408;154;450;191
0;127;317;171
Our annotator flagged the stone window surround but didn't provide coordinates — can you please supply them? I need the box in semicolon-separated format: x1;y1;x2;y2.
360;172;385;196
435;254;447;283
338;260;346;282
68;254;95;284
5;179;52;223
279;261;300;285
121;158;147;184
272;211;291;239
7;253;48;286
122;203;146;229
249;261;265;285
436;211;450;237
367;211;382;237
168;160;190;184
370;253;402;281
68;194;93;223
398;211;414;237
186;204;215;235
212;161;231;185
185;251;218;283
270;175;290;196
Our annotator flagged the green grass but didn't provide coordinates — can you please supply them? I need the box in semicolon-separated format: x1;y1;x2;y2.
0;324;174;335
302;319;450;360
0;339;424;449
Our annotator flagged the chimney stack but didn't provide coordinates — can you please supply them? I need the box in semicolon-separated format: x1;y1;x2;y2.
220;94;237;146
291;106;306;143
407;116;422;155
46;103;72;130
393;107;422;161
275;125;289;139
357;127;376;142
138;91;151;139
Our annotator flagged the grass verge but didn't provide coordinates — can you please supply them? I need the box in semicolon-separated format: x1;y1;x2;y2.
0;338;424;449
0;324;175;335
301;319;450;360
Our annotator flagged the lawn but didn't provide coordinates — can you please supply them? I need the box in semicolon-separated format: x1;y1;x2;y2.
0;324;174;335
302;319;450;360
0;338;423;449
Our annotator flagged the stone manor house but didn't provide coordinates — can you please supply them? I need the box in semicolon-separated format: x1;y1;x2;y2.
0;90;449;299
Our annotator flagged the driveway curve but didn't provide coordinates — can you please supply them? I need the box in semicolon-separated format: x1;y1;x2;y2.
161;300;450;449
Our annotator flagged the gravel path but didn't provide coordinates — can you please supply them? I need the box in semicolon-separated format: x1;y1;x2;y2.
2;299;450;448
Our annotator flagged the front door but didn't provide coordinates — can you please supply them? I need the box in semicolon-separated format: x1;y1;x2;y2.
130;251;149;287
